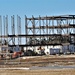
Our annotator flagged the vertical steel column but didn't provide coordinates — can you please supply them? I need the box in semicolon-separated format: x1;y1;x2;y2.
73;16;75;45
11;16;12;45
17;15;21;64
17;15;19;45
49;19;51;34
46;16;48;35
73;16;75;34
39;15;41;45
46;16;48;48
57;19;62;44
17;15;21;45
3;16;6;40
32;15;35;50
57;19;59;34
58;19;62;44
19;16;21;45
32;15;35;35
0;16;2;44
42;19;45;34
25;15;27;50
49;19;51;44
5;15;8;64
11;15;15;45
52;18;54;34
67;18;69;34
58;20;62;34
66;18;69;51
6;15;8;39
52;18;54;44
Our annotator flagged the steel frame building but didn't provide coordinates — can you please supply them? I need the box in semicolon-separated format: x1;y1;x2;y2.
25;15;75;50
0;15;75;51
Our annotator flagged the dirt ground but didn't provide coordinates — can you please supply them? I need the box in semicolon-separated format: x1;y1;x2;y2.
0;69;75;75
0;55;75;75
1;55;75;68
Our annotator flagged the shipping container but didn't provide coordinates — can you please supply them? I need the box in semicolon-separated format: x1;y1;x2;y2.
50;48;60;55
69;45;75;54
62;45;75;54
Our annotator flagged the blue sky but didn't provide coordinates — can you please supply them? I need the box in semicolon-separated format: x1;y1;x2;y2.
0;0;75;17
0;0;75;44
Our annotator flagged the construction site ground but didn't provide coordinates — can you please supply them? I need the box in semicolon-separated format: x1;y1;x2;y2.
0;69;75;75
0;55;75;75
